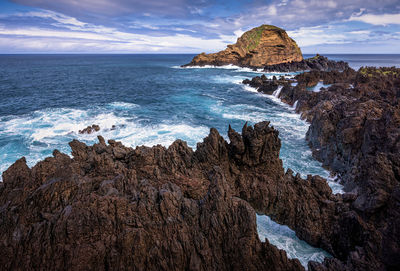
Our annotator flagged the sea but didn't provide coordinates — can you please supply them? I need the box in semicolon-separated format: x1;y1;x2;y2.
1;53;399;268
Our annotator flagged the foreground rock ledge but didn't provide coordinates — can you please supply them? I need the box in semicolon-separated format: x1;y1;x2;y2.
0;122;384;270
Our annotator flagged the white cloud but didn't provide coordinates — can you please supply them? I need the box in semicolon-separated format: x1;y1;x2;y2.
15;11;87;27
348;13;400;25
233;29;244;38
348;30;371;35
0;11;237;53
287;27;348;46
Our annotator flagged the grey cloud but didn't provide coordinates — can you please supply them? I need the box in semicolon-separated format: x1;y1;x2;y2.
12;0;211;19
200;0;400;34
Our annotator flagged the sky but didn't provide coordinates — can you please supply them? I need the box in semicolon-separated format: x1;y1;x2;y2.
0;0;399;54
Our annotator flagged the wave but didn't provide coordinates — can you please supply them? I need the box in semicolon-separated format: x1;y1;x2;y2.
173;64;298;75
241;84;259;93
307;82;331;92
292;100;298;110
212;75;244;84
272;86;283;98
107;102;140;110
0;104;209;181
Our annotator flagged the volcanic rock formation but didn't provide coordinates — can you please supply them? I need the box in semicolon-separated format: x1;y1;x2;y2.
0;119;391;270
243;67;400;270
263;54;349;72
183;25;303;68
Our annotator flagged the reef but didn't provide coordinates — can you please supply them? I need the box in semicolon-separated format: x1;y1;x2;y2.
183;25;303;68
243;66;400;270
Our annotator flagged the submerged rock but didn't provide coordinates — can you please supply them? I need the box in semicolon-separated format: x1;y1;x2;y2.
183;25;303;68
78;124;100;134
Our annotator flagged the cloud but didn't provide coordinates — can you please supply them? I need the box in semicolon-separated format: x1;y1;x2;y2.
0;10;238;53
348;13;400;25
12;0;210;18
287;26;348;47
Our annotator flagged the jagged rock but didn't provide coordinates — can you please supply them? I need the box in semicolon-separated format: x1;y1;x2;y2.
242;75;291;95
243;67;400;270
1;119;391;270
263;54;349;72
183;25;303;68
79;124;100;134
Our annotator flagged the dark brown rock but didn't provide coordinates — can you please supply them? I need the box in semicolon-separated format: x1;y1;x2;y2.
1;117;396;270
79;124;100;134
263;54;349;72
244;67;400;270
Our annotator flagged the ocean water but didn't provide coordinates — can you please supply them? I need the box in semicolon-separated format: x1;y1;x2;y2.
1;54;398;268
257;214;331;268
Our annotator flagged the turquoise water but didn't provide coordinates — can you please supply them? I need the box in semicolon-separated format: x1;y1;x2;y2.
0;55;341;192
2;54;398;267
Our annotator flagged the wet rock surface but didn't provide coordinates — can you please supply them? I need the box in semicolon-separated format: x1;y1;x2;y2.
242;75;291;95
243;66;400;270
79;124;100;134
1;118;391;270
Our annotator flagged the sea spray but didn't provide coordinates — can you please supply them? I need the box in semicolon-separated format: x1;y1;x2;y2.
272;86;283;97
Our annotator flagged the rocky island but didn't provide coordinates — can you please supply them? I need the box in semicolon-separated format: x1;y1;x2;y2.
183;25;303;68
183;25;348;73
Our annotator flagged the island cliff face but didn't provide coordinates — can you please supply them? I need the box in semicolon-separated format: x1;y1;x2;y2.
183;25;303;68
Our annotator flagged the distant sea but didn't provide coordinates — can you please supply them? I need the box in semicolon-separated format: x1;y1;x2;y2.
1;53;399;267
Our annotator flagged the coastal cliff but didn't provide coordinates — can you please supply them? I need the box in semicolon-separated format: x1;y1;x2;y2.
243;67;400;270
183;25;303;68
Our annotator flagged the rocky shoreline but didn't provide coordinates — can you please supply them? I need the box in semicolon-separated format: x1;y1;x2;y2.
2;119;388;270
243;66;400;270
262;54;349;72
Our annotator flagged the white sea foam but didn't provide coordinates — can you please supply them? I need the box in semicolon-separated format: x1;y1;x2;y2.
212;75;244;84
107;102;140;110
174;64;299;76
0;104;210;181
241;84;259;93
308;81;331;92
173;64;242;70
256;214;331;269
292;100;298;110
272;86;283;98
